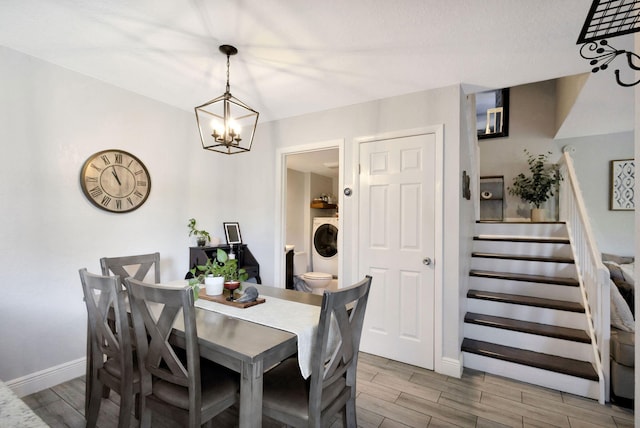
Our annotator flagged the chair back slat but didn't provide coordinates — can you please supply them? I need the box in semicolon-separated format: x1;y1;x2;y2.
80;269;131;368
101;252;161;289
126;278;202;416
309;275;372;422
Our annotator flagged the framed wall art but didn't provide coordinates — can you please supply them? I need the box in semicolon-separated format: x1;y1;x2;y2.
610;159;635;211
476;88;509;139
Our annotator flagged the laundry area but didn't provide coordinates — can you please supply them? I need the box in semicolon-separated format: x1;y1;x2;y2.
284;149;340;294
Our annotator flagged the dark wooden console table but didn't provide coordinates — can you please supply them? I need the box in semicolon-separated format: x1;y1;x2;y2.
188;244;261;284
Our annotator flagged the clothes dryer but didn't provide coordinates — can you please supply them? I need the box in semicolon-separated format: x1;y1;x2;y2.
310;216;338;276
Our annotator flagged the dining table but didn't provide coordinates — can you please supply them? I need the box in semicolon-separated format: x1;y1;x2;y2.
166;282;323;428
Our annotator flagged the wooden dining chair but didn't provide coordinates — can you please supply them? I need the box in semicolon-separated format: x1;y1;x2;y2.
79;268;140;428
95;252;160;410
100;252;161;289
262;275;372;428
125;278;239;428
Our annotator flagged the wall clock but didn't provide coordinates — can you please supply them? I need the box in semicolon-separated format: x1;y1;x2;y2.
80;149;151;213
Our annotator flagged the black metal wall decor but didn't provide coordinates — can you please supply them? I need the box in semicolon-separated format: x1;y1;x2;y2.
577;0;640;87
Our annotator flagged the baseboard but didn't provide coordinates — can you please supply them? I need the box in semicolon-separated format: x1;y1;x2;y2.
6;357;85;398
436;355;463;378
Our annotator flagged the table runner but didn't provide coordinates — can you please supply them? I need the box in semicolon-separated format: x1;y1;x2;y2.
195;295;328;378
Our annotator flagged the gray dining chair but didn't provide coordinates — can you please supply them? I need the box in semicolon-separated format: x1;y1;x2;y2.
262;275;372;427
95;252;160;412
125;278;239;428
100;252;161;289
79;268;140;428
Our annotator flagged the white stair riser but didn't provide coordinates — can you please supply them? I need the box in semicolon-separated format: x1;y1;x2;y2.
462;352;600;400
473;241;573;258
466;299;588;330
468;276;581;301
464;324;593;362
475;223;568;238
471;258;577;278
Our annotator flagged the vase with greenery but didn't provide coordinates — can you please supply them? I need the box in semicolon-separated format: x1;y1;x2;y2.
507;150;562;220
187;218;211;246
188;248;248;298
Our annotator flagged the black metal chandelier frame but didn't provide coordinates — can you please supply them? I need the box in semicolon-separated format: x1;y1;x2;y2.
195;45;259;154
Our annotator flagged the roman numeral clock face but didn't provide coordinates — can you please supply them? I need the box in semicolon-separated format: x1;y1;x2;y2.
80;149;151;213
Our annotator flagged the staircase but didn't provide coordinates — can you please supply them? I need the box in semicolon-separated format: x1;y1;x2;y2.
463;221;601;400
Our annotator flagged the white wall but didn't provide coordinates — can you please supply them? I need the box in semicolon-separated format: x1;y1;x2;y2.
558;132;634;256
0;46;233;386
254;85;466;375
480;80;561;220
480;79;634;256
1;44;469;388
286;168;306;253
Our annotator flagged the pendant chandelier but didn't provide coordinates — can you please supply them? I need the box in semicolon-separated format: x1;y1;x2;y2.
195;45;259;154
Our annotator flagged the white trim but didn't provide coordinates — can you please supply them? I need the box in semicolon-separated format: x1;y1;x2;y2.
6;357;85;398
438;356;463;378
354;124;445;373
274;139;345;289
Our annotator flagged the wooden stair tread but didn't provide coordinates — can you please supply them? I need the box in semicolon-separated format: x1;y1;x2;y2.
462;338;598;381
467;290;585;313
472;252;574;264
469;270;579;287
474;236;570;244
465;312;591;343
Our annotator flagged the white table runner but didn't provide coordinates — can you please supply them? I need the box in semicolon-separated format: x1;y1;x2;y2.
195;296;323;378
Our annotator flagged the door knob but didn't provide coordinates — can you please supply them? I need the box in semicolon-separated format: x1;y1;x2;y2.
423;257;432;266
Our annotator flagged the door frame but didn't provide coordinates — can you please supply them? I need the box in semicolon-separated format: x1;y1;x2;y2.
274;139;345;289
353;125;444;370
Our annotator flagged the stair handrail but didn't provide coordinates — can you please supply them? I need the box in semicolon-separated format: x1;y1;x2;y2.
558;151;610;404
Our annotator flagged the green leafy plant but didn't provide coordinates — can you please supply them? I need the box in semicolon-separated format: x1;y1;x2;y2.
507;150;562;209
188;248;248;285
187;218;211;245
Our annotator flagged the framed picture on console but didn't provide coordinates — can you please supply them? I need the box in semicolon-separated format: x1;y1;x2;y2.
223;222;242;245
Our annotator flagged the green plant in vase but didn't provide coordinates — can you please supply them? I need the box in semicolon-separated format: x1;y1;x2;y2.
188;248;248;300
187;218;211;246
507;150;562;221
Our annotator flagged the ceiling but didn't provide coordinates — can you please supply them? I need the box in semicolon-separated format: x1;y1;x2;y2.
287;149;340;179
0;0;635;135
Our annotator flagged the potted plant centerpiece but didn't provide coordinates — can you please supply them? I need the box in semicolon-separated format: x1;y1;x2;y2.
188;248;248;298
187;218;211;247
507;150;562;222
188;248;226;296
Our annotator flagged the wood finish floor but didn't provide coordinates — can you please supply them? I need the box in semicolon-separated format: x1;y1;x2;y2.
23;352;634;428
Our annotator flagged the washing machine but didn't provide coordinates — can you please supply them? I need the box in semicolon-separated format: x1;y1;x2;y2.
311;217;338;276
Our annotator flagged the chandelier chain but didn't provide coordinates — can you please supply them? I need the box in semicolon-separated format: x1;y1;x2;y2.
226;54;231;94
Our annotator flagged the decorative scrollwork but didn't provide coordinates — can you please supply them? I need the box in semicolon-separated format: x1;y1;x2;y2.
579;39;640;87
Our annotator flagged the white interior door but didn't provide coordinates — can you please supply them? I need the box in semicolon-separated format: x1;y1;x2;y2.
358;132;436;369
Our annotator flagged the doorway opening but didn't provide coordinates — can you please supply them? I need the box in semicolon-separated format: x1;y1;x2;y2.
274;140;344;290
